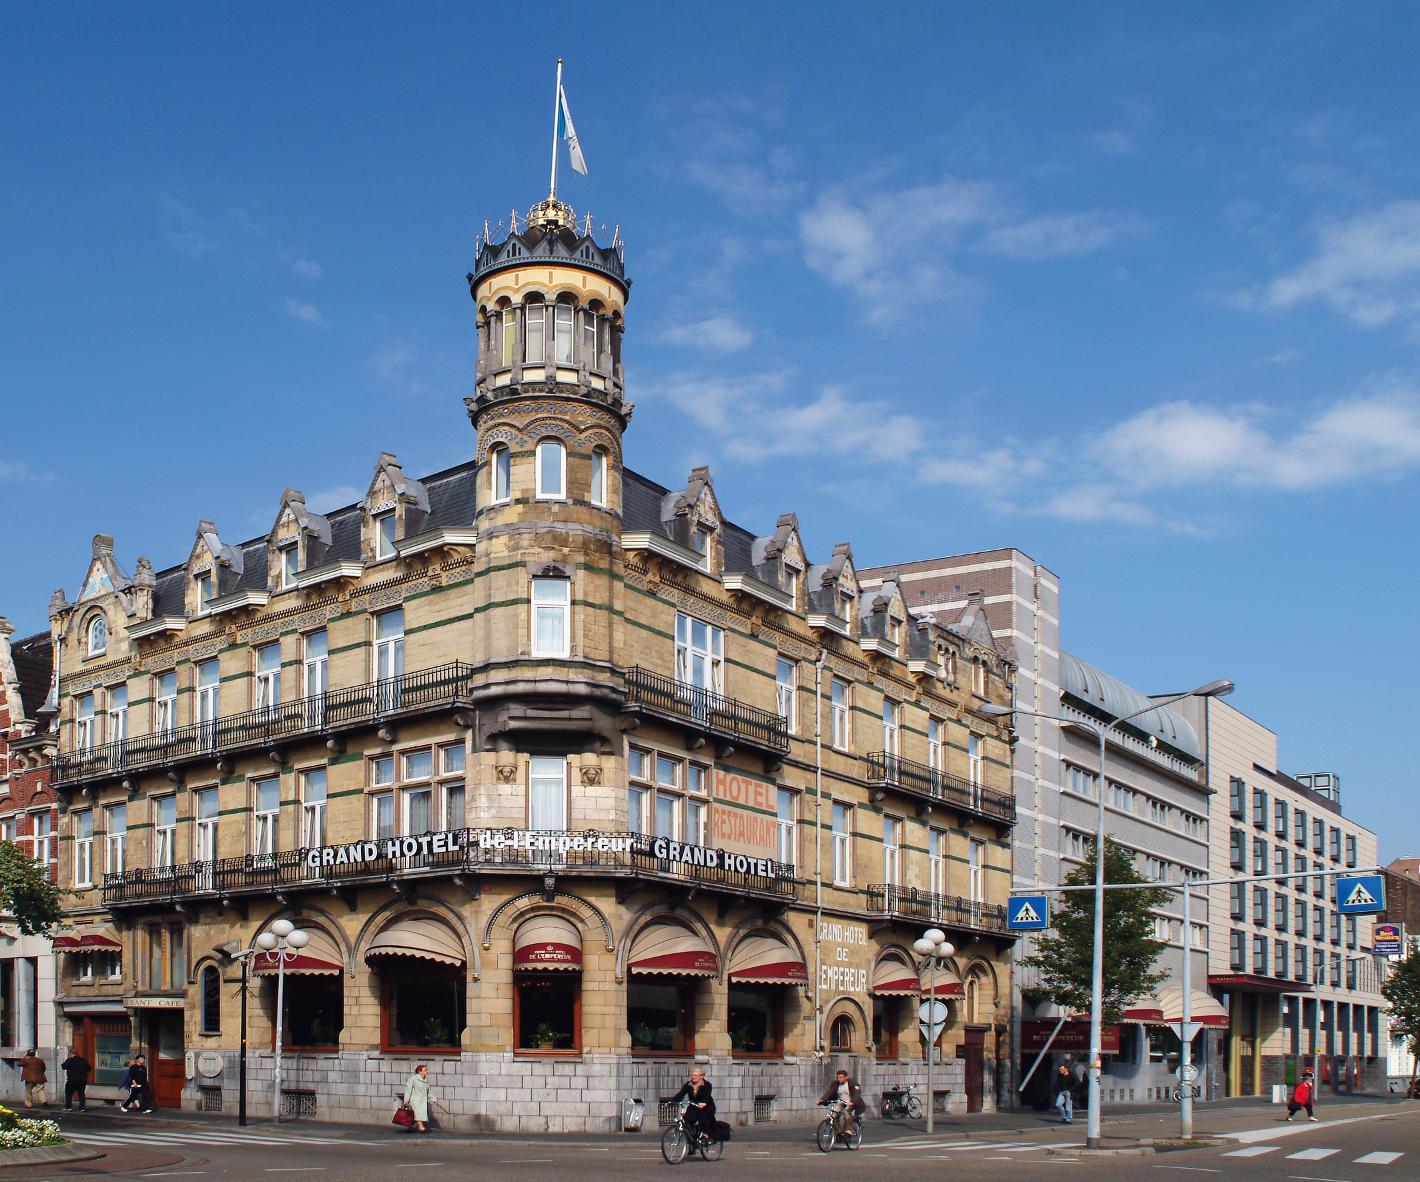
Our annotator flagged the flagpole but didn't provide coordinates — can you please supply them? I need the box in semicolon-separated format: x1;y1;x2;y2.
549;58;564;201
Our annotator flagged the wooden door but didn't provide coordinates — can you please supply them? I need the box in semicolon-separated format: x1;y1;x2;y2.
148;1013;185;1108
960;1027;986;1113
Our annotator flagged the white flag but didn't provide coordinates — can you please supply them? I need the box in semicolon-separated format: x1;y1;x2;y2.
559;84;588;176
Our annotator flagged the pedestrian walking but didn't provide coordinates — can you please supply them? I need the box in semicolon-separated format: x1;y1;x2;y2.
120;1054;152;1113
1053;1062;1074;1124
60;1046;92;1111
19;1050;47;1109
402;1064;433;1134
1285;1069;1318;1122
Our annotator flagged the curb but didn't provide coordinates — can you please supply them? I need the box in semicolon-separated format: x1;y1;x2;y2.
0;1143;106;1169
1048;1145;1156;1157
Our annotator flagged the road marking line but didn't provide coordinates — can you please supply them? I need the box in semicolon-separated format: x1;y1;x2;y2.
141;1174;208;1177
1287;1149;1340;1161
935;1142;1029;1151
1353;1152;1403;1165
264;1170;325;1173
1223;1145;1280;1157
1227;1114;1382;1144
1153;1168;1221;1173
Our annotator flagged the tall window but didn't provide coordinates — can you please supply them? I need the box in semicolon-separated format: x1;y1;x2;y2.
629;749;710;844
31;812;53;869
196;659;220;739
971;660;986;697
775;789;796;868
830;678;849;750
967;733;982;787
153;795;177;869
441;744;466;830
500;305;516;365
775;658;796;731
489;444;511;503
579;307;597;363
535;439;566;499
252;777;280;855
531;578;571;657
374;510;397;560
554;303;574;363
674;614;723;693
278;542;299;589
883;816;902;886
590;447;608;507
255;643;281;711
928;719;943;773
398;750;434;839
154;671;177;735
301;768;327;849
106;803;127;874
968;838;985;903
374;609;405;684
74;810;94;887
529;756;567;830
195;569;215;613
303;630;328;726
881;699;900;757
929;827;948;898
200;965;221;1035
370;756;396;840
87;614;107;656
831;803;852;886
75;693;97;752
783;564;800;607
194;788;219;862
106;685;128;745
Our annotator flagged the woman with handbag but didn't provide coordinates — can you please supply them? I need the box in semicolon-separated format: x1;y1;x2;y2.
400;1064;433;1134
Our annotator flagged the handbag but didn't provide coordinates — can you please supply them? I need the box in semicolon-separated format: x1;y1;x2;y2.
392;1105;415;1127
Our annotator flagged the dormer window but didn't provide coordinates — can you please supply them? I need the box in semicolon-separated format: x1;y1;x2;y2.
971;660;986;697
837;589;854;623
278;542;299;589
490;445;511;503
536;440;566;500
86;614;107;657
691;525;711;571
374;511;397;560
886;616;901;644
590;448;608;507
195;570;215;613
942;649;957;684
783;565;800;606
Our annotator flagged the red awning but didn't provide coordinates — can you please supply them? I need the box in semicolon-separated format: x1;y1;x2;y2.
871;958;920;997
627;922;719;977
727;934;808;985
513;915;582;972
252;927;344;977
53;925;121;951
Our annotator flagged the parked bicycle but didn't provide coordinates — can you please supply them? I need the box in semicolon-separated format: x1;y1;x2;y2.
661;1100;724;1165
879;1084;922;1121
816;1100;863;1152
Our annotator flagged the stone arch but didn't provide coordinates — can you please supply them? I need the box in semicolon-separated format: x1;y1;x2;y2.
962;956;999;1024
823;994;871;1053
252;902;357;979
81;608;108;656
353;894;480;978
522;415;580;444
188;951;227;988
475;424;523;466
615;902;721;982
482;889;614;954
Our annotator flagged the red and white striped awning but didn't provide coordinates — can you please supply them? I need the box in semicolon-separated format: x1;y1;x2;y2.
52;925;122;951
1123;986;1229;1028
921;965;964;999
513;915;582;972
871;958;921;997
252;927;344;977
626;922;719;977
727;934;808;986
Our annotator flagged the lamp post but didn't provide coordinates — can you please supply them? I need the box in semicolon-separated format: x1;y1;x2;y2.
911;928;955;1135
255;920;309;1123
980;677;1231;1149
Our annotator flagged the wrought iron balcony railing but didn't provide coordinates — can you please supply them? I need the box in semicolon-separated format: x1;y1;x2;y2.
623;667;790;756
100;828;797;907
865;883;1011;935
55;662;476;786
865;752;1016;827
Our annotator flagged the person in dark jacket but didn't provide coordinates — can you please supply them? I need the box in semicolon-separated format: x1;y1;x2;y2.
120;1055;152;1113
60;1047;92;1111
670;1068;716;1143
817;1070;866;1134
18;1050;46;1109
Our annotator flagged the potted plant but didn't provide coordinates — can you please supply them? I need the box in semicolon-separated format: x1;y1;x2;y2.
532;1021;562;1051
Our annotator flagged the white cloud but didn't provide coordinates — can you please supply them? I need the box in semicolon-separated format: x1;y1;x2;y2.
307;485;362;514
662;316;753;352
160;194;214;259
283;297;328;328
1090;129;1135;155
653;96;802;215
372;341;435;400
291;257;323;279
981;212;1142;260
1255;201;1420;332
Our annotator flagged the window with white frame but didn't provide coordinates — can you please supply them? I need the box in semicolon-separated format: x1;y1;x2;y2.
968;838;985;903
1065;764;1097;797
531;577;571;657
882;699;900;758
194;787;219;861
775;789;796;868
830;678;850;750
837;586;854;625
783;564;800;607
153;795;177;868
252;777;279;855
775;657;796;731
1068;830;1092;860
154;671;177;735
529;756;567;830
303;630;328;726
579;306;597;363
369;755;396;840
627;748;649;835
882;815;902;886
278;541;299;589
400;749;434;837
0;817;13;844
554;303;574;363
630;749;711;845
590;447;608;507
928;718;943;773
524;299;546;361
87;613;107;656
831;803;852;886
1191;924;1207;949
106;803;126;874
195;569;215;613
374;609;405;683
106;685;128;745
967;733;982;787
690;524;712;571
75;692;97;752
301;767;327;848
1183;813;1205;839
490;444;511;503
653;754;680;839
535;439;566;499
195;659;220;734
440;744;465;830
255;643;281;711
31;811;53;868
74;810;94;887
1109;782;1137;813
1149;799;1171;826
929;827;947;897
674;614;723;693
374;510;397;560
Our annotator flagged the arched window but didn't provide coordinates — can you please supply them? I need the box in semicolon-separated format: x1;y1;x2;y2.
524;296;546;363
87;615;107;656
966;975;980;1025
829;1014;854;1053
496;299;515;366
535;440;565;500
590;448;608;507
200;965;221;1034
489;444;511;503
578;308;597;363
553;297;575;364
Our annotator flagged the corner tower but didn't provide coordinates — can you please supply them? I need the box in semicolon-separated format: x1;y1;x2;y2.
463;195;631;769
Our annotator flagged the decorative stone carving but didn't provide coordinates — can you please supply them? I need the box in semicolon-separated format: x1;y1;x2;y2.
579;765;603;786
495;763;518;784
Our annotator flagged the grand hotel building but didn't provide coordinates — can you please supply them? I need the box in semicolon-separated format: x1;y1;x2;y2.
47;195;1018;1131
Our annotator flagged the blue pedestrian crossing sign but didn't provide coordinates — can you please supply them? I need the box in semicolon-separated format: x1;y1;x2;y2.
1336;874;1385;915
1008;895;1049;930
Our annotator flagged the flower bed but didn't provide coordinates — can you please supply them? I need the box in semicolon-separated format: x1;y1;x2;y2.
0;1105;62;1150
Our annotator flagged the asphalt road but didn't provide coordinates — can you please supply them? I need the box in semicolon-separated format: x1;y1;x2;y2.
5;1098;1413;1182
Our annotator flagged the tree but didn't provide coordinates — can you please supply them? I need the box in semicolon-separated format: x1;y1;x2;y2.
1381;946;1420;1083
1021;837;1173;1025
0;841;65;936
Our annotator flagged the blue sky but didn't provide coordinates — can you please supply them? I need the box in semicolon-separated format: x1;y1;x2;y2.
3;3;1417;858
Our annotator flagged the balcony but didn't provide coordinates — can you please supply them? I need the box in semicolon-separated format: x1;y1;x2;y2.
100;828;798;909
55;662;476;787
623;667;790;759
865;884;1012;937
865;752;1016;828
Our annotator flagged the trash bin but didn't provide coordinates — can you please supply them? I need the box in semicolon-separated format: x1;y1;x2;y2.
623;1097;646;1131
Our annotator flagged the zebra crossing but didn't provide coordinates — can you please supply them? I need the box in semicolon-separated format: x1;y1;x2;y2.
1221;1143;1405;1165
63;1126;385;1151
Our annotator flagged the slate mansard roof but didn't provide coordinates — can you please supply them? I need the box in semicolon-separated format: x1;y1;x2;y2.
1059;650;1202;762
10;631;53;722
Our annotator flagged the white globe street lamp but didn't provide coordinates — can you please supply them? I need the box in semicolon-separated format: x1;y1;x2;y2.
912;928;955;1134
256;922;309;1122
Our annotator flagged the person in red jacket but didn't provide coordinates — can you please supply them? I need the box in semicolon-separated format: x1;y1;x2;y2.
1286;1069;1318;1122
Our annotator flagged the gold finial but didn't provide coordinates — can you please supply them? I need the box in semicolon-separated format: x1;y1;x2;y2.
528;196;575;230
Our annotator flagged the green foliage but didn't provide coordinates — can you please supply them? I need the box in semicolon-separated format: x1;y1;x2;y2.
0;842;64;937
1021;837;1173;1026
1381;947;1420;1077
422;1016;452;1046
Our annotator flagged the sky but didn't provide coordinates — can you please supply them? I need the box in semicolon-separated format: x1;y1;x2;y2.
2;3;1417;858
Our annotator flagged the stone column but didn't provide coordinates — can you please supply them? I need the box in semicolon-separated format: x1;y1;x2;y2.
13;958;36;1051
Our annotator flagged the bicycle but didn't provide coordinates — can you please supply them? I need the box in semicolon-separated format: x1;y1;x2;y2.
816;1100;863;1152
661;1100;723;1165
879;1084;922;1121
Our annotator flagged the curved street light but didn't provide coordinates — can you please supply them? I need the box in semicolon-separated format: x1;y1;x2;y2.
912;928;956;1135
255;920;310;1122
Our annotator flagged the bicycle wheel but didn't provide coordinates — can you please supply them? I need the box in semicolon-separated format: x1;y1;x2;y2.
843;1126;862;1151
880;1100;893;1120
904;1095;922;1119
816;1118;836;1153
661;1125;689;1165
700;1136;724;1162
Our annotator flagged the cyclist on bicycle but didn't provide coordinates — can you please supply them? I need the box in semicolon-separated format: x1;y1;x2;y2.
818;1070;866;1133
670;1068;716;1144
